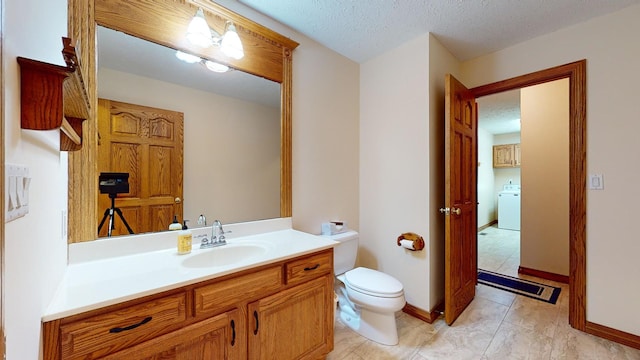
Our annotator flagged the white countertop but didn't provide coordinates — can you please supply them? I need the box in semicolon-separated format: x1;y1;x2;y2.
43;219;337;321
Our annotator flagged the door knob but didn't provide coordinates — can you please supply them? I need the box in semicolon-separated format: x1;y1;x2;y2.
451;207;461;215
174;197;181;204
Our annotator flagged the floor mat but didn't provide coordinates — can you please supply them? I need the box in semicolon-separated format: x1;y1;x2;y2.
478;269;561;304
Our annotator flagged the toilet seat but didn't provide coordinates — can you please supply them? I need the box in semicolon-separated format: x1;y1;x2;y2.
344;267;404;298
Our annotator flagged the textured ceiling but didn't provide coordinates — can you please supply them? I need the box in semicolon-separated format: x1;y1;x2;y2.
477;90;521;135
234;0;640;63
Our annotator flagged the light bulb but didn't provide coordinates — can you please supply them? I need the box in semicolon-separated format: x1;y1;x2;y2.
205;60;229;73
186;8;213;48
175;51;201;64
220;23;244;60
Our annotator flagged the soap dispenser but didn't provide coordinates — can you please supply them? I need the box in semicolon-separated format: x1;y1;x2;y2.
177;220;192;255
169;215;181;231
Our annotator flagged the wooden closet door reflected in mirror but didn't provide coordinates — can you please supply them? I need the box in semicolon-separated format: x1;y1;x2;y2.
97;99;184;237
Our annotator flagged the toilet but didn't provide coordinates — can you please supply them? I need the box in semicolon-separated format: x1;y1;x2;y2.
327;230;405;345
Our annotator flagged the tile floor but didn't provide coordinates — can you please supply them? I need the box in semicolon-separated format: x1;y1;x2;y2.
327;226;640;359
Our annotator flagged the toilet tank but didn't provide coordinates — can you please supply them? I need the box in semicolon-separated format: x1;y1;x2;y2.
325;230;359;275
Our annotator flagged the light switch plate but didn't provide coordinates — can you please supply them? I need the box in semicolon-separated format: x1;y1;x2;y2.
589;174;604;190
5;163;30;222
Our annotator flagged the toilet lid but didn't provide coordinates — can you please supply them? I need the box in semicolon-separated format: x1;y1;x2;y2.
344;267;404;298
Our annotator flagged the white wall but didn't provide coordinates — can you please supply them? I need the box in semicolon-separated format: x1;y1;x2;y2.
477;127;495;226
461;3;640;336
520;79;569;276
359;34;460;312
290;37;360;234
4;0;69;358
98;68;281;225
360;34;431;310
213;1;361;236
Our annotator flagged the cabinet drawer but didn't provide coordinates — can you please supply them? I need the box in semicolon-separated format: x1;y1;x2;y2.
194;266;283;316
286;250;333;285
60;292;187;359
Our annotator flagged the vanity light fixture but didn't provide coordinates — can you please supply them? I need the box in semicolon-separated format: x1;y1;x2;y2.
186;8;245;60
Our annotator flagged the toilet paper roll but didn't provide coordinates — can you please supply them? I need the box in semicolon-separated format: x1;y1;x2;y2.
399;239;415;250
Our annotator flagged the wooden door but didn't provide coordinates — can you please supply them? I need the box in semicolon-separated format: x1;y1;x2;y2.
444;74;478;325
98;99;183;237
248;276;332;360
103;310;244;359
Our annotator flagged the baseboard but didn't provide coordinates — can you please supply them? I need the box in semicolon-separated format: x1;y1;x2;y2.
586;321;640;350
478;220;497;232
518;266;569;284
402;301;443;324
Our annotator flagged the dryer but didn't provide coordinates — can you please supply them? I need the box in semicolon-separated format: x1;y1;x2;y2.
498;184;520;231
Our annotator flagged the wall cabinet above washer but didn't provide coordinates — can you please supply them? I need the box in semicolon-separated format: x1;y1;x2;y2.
493;143;521;168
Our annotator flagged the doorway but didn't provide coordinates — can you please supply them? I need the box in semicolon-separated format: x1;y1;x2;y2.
470;60;586;330
476;89;522;279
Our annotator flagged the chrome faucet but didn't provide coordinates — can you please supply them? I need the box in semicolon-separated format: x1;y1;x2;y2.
200;219;228;248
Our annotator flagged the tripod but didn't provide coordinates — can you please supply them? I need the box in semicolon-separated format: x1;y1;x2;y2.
98;193;134;237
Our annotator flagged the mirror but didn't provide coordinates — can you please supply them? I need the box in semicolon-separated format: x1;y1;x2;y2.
97;26;281;236
67;0;298;242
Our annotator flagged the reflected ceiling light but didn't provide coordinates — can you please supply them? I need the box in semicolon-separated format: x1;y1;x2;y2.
175;50;231;73
175;50;201;63
204;60;229;73
186;8;213;48
220;23;244;60
185;8;245;60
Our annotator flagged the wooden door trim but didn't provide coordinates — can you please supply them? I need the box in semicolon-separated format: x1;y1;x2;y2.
470;59;586;330
0;0;5;354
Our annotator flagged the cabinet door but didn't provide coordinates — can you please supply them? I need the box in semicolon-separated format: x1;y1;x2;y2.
102;309;245;360
493;144;515;167
514;143;521;166
248;276;333;360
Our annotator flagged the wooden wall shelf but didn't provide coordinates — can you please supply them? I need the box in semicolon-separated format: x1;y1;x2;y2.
17;37;90;151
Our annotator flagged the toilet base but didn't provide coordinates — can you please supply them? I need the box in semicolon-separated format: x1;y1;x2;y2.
338;302;399;346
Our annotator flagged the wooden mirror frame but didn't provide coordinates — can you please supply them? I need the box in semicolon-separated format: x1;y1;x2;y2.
67;0;298;243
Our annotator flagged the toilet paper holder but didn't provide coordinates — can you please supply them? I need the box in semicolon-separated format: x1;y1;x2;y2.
397;232;425;251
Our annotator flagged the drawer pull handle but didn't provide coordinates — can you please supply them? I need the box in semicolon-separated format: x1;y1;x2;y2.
230;319;236;346
253;310;259;335
304;264;320;271
109;316;152;333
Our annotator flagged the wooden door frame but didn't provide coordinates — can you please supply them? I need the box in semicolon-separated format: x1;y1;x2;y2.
0;0;6;354
470;60;586;330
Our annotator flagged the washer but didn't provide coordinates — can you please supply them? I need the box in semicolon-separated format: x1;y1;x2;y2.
498;184;520;231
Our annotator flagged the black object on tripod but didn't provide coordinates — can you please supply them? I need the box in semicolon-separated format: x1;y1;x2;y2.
97;172;134;237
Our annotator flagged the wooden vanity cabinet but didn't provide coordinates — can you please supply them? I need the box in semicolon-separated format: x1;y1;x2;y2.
102;309;242;359
42;249;334;360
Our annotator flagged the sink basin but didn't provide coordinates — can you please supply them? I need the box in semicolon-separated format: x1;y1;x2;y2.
181;243;269;268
